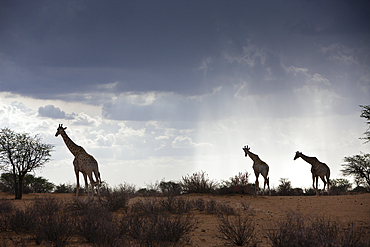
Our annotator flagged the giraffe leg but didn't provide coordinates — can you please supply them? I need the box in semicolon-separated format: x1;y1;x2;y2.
315;176;319;195
326;175;330;193
83;172;90;200
320;176;327;194
94;170;100;199
88;173;95;200
74;159;80;200
254;172;260;195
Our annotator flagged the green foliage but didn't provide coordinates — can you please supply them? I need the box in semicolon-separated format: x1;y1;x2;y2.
359;105;370;143
0;172;54;193
341;153;370;190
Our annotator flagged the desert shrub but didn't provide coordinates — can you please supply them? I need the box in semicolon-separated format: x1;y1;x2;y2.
181;170;218;194
195;198;205;211
277;178;293;196
0;200;13;231
38;213;75;247
352;186;368;193
75;203;126;246
220;171;253;195
158;196;193;214
193;198;234;215
123;212;195;246
159;180;181;196
267;212;367;246
330;178;352;195
26;198;73;246
116;182;136;195
216;212;257;246
54;183;75;193
130;198;162;216
99;186;130;212
6;208;33;233
304;187;316;196
66;198;92;216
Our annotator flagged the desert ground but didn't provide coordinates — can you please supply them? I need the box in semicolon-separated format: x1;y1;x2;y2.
0;192;369;246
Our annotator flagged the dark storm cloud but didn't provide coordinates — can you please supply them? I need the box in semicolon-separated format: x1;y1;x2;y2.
0;0;369;101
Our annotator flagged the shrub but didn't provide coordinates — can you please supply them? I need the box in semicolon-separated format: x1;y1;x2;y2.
267;212;367;246
219;171;254;195
99;186;130;212
330;178;352;195
181;170;218;194
76;204;125;247
123;212;195;245
159;180;181;195
277;178;293;196
54;183;75;193
216;212;257;246
38;213;75;247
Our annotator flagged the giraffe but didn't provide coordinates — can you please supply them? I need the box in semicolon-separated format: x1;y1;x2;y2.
242;145;270;196
55;124;101;200
294;151;330;195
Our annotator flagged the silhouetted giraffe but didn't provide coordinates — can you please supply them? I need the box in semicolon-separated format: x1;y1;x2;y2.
294;151;330;195
242;145;270;195
55;124;101;200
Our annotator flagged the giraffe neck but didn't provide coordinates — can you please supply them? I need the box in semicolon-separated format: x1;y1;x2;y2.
60;131;84;156
247;150;260;162
299;153;317;165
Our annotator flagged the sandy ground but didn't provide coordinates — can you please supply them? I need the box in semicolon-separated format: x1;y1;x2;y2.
0;192;369;246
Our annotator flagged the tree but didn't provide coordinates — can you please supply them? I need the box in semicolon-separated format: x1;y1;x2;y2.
0;128;54;199
360;105;370;143
341;153;370;190
0;172;55;193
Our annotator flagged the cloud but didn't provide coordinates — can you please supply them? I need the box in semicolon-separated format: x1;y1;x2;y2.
38;105;74;119
172;136;212;149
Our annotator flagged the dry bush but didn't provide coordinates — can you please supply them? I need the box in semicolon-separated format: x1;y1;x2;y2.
216;212;257;246
267;212;367;247
195;198;235;215
123;212;195;246
0;199;13;230
99;186;130;212
158;196;193;214
37;213;75;247
181;170;218;194
75;203;126;246
29;198;73;246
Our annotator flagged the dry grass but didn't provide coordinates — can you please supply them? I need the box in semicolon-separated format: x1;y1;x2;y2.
0;192;368;246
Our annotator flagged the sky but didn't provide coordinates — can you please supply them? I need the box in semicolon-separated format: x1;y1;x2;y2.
0;0;369;190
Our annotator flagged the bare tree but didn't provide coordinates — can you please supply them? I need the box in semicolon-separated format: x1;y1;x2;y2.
360;105;370;143
0;128;54;199
341;153;370;190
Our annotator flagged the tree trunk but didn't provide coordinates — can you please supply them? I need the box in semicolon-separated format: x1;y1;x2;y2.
15;175;23;199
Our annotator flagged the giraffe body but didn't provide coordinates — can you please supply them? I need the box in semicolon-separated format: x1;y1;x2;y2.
294;151;330;195
242;145;270;196
55;124;100;200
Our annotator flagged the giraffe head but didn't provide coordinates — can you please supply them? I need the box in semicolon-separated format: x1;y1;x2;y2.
294;151;301;160
242;145;250;157
55;124;67;137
